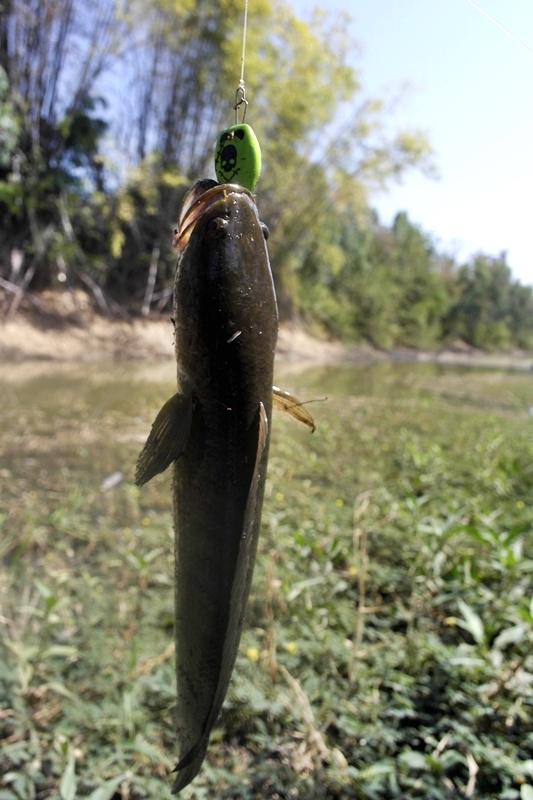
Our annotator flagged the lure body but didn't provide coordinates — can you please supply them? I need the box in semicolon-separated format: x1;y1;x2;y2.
136;179;278;792
215;124;262;190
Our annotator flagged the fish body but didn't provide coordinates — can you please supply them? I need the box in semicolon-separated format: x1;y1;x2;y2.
136;179;278;792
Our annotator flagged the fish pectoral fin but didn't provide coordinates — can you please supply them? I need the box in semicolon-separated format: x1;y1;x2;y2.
272;386;315;432
135;392;192;486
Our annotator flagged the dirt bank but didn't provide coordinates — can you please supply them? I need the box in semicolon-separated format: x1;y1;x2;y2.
1;289;532;369
0;289;349;363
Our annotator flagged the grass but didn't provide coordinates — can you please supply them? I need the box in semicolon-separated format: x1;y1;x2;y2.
1;361;533;799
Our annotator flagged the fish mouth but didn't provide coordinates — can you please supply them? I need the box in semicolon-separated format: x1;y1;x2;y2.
173;180;254;253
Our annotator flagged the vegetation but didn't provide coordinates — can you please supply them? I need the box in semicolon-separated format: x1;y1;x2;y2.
296;212;533;351
1;0;531;349
1;361;533;799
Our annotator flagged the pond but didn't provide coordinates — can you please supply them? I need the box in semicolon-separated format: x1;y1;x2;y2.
1;359;533;799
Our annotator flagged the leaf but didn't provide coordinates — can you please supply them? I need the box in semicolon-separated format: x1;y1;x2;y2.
457;600;485;645
286;576;324;602
439;749;466;770
449;656;485;668
399;749;429;771
44;681;79;702
110;226;125;259
41;645;78;660
126;735;174;769
493;625;526;651
4;642;39;662
86;776;125;800
33;579;54;599
59;750;76;800
359;762;395;780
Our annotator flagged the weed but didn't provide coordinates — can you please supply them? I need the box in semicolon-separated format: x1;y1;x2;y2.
1;361;533;798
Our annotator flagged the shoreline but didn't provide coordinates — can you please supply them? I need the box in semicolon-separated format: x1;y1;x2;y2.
1;291;532;370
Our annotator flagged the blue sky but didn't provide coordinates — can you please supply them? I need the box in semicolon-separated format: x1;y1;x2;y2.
293;0;533;286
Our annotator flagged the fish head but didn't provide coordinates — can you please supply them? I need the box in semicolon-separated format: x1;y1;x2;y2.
173;180;276;324
174;179;267;255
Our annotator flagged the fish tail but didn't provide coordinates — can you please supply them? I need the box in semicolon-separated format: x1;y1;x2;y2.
172;744;208;794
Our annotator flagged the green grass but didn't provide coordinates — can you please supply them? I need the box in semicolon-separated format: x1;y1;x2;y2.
1;362;533;799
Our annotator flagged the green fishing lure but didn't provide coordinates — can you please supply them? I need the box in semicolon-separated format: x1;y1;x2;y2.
214;124;261;191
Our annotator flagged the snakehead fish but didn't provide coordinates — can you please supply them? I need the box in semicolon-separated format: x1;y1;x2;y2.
135;179;313;793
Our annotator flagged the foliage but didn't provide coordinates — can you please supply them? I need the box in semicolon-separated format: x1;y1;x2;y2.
444;255;533;351
0;66;19;167
0;0;435;313
294;206;533;351
0;1;531;348
1;361;533;798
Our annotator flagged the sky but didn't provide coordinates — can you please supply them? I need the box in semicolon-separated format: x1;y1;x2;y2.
293;0;533;286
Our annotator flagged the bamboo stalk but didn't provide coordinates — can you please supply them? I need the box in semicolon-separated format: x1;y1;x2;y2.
142;243;160;316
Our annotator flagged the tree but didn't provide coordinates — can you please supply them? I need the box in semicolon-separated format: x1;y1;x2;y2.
244;7;435;314
1;0;435;316
0;0;127;289
389;212;449;347
507;282;533;349
293;206;452;348
103;0;436;312
445;254;515;350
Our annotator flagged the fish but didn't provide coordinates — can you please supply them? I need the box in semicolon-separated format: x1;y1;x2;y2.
135;178;314;793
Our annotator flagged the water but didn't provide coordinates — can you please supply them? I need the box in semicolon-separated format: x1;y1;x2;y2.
1;359;531;518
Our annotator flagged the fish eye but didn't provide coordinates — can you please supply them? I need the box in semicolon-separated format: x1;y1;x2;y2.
260;223;269;240
206;217;228;238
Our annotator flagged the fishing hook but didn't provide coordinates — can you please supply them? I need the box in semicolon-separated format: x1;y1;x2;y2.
234;82;248;124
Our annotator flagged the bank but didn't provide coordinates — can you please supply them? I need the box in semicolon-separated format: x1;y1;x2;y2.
1;289;532;370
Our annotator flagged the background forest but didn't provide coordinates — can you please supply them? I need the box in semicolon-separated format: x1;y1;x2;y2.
1;0;533;351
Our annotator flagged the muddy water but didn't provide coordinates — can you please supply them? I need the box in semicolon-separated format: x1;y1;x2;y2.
1;360;531;507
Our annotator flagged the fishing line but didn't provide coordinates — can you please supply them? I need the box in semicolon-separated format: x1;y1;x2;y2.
235;0;249;124
214;0;262;192
466;0;533;55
